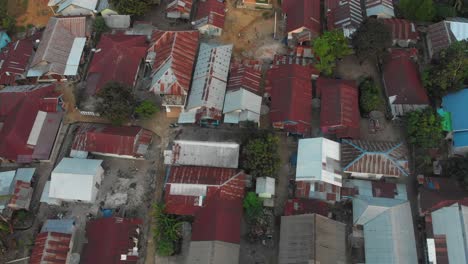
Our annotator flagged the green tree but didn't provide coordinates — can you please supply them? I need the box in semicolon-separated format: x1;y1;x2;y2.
423;40;468;98
96;82;136;125
242;133;280;178
111;0;152;16
443;155;468;189
93;16;109;42
351;18;392;63
406;108;444;148
359;78;384;114
152;203;183;256
399;0;435;21
135;100;159;119
243;192;263;220
312;30;352;75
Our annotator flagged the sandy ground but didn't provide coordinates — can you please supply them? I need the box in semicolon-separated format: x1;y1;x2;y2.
9;0;53;28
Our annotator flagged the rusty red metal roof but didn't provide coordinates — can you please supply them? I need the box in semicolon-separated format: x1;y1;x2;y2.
71;123;152;157
282;0;321;37
382;18;419;43
0;38;35;85
0;84;61;161
164;168;246;216
195;0;226;29
191;192;242;244
81;217;143;264
149;30;199;95
30;232;72;264
166;0;193;18
267;64;314;135
284;198;330;217
86;33;148;94
383;49;429;105
227;59;262;95
318;77;360;139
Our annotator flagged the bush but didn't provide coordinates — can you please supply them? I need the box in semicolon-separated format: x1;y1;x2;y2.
135;100;159;119
243;192;263;221
359;78;384;114
242;132;280;178
152;204;183;257
93;16;109;41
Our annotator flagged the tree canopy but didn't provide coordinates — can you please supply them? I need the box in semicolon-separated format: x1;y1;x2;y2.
351;18;392;63
398;0;436;22
135;100;159;119
359;78;384;114
242;132;280;178
152;203;183;256
96;82;136;125
110;0;152;16
92;16;109;43
422;40;468;98
406;108;444;149
312;30;352;75
443;155;468;189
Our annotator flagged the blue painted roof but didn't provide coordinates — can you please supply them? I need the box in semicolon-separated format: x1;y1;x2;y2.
41;219;75;234
0;31;11;50
443;89;468;132
454;131;468;148
14;168;36;183
0;171;15;196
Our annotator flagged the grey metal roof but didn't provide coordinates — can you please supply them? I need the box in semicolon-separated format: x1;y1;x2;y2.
186;241;240;264
279;214;347;264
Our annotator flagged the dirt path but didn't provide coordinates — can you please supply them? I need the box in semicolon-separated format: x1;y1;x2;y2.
9;0;53;28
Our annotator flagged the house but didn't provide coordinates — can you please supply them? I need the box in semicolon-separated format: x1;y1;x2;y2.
186;193;243;264
256;177;275;198
418;177;468;216
48;0;98;16
442;88;468;155
381;18;419;47
70;124;153;159
267;64;316;136
166;0;193;19
49;158;104;203
318;78;360;139
223;88;262;125
427;18;468;58
164;166;246;215
326;0;363;38
296;138;342;202
179;43;233;125
341;139;409;179
0;84;64;163
227;59;262;95
283;199;330;217
282;0;321;43
0;38;35;85
164;140;240;168
382;49;429;117
365;0;394;18
424;200;468;263
30;219;75;264
353;196;417;263
341;179;408;200
278;214;347;264
0;168;35;213
147;30;199;117
193;0;226;36
81;217;143;263
27;16;88;81
86;33;147;95
0;31;11;50
238;0;272;9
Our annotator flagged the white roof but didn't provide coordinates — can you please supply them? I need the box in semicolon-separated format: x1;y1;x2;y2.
27;111;47;146
178;109;197;124
40;181;61;205
447;19;468;41
223;88;262;124
56;0;98;12
52;158;103;175
168;140;239;168
104;15;131;29
296;138;342;186
186;43;233;111
256;177;275;196
64;37;86;76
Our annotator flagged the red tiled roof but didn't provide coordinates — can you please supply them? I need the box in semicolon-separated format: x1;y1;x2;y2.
86;34;148;94
30;232;72;264
267;64;313;135
71;124;152;157
0;38;35;85
227;59;263;95
81;217;143;264
195;0;226;29
149;30;199;95
191;192;242;244
284;198;330;217
318;78;360;139
282;0;321;36
0;84;61;161
164;168;245;216
383;49;429;105
382;18;419;42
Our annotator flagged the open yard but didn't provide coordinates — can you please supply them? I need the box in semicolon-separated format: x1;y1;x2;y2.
8;0;53;28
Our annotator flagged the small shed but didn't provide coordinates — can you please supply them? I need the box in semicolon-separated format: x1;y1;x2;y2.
256;177;275;198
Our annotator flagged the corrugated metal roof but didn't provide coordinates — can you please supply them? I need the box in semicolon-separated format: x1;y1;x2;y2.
104;15;131;29
166;140;239;168
195;0;226;29
381;18;419;43
27;111;47;146
0;38;35;85
284;198;330;217
40;181;61;205
0;171;15;196
186;241;240;264
327;0;362;38
342;179;407;200
296;138;342;186
30;232;72;264
223;88;261;124
279;214;347;264
227;59;262;94
365;0;394;17
32;112;63;160
15;168;36;182
64;37;86;76
41;219;75;234
53;157;102;176
282;0;321;37
57;0;98;12
166;0;193;19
